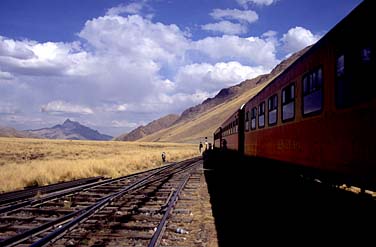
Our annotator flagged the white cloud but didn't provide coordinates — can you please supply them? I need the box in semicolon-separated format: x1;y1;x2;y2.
0;104;18;114
175;61;268;94
0;37;89;76
237;0;276;8
0;71;13;80
111;120;138;128
0;36;35;59
79;15;189;64
0;9;287;135
41;101;94;115
158;91;212;108
106;2;145;16
281;26;320;53
101;104;128;112
192;35;279;68
202;21;247;35
210;8;258;23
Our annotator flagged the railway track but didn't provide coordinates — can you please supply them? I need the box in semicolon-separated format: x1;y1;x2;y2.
0;157;202;246
0;176;105;207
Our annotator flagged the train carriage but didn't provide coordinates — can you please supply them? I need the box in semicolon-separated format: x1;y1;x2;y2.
214;0;376;188
218;105;244;153
213;127;222;149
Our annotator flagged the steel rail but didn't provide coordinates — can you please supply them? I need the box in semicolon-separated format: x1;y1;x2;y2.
1;162;177;247
0;176;104;206
148;169;193;247
27;159;198;247
0;161;179;215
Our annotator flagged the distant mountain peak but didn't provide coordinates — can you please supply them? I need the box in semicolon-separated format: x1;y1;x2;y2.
63;118;74;124
28;119;112;141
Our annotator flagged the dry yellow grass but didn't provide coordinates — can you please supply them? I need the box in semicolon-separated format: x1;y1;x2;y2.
0;137;198;193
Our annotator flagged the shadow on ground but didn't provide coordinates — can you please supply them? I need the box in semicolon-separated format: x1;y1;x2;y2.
203;149;376;246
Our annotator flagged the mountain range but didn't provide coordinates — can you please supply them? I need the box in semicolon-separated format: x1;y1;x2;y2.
0;126;40;139
114;114;179;141
114;46;310;143
1;46;309;143
27;119;112;140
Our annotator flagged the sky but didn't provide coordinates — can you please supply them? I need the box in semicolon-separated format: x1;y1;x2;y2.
0;0;363;136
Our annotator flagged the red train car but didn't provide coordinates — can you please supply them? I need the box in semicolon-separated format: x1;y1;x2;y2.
218;105;244;153
214;0;376;188
213;127;222;149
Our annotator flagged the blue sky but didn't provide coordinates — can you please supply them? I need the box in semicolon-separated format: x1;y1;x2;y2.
0;0;363;136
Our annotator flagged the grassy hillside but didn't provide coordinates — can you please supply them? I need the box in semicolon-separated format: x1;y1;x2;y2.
140;82;272;143
138;47;310;144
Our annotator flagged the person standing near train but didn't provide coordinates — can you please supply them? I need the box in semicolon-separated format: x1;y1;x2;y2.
161;152;166;163
199;142;203;154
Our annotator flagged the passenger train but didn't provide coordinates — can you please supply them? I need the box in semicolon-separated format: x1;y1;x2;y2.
213;0;376;189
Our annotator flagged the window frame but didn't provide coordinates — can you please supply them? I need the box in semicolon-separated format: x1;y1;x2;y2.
281;82;295;122
268;94;278;126
245;110;250;131
251;107;257;130
258;102;265;129
302;66;324;117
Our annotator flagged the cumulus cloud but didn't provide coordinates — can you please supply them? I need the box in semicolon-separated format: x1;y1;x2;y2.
157;91;212;110
175;61;268;94
0;37;89;76
0;9;286;135
192;35;278;68
101;103;128;112
106;2;145;16
281;26;320;53
210;8;258;23
0;71;13;80
237;0;276;8
0;36;35;59
79;15;189;64
111;120;138;128
41;101;94;115
202;21;248;35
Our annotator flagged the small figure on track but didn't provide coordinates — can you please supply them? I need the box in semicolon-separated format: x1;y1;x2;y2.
161;152;166;163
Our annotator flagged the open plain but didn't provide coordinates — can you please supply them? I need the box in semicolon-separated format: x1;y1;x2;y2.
0;137;197;193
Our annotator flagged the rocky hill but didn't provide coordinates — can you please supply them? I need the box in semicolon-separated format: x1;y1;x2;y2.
28;119;112;141
114;114;179;141
0;126;41;138
137;46;310;143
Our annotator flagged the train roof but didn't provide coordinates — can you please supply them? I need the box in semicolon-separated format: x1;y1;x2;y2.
244;0;371;106
221;104;245;127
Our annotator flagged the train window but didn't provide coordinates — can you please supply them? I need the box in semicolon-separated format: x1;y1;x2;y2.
251;107;257;130
282;83;295;121
337;55;345;76
357;47;373;101
361;47;371;63
245;111;250;131
335;54;351;108
258;102;265;128
268;94;278;126
302;67;323;116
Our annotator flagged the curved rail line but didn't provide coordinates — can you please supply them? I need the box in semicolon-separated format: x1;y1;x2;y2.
0;160;181;215
148;171;191;246
0;176;104;206
0;157;201;246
